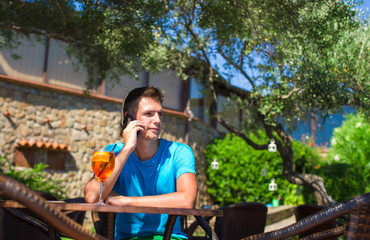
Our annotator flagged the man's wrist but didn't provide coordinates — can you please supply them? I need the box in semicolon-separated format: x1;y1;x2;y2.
122;143;135;154
116;145;133;159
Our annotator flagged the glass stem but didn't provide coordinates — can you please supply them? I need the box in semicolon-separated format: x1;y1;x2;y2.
98;180;103;203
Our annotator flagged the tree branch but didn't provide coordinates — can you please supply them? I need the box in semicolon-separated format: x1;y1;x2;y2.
281;86;302;99
212;110;268;150
217;48;256;89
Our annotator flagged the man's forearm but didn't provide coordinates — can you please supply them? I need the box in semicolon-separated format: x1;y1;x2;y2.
107;191;196;209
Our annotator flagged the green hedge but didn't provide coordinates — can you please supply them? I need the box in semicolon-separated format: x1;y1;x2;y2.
314;112;369;202
204;133;319;206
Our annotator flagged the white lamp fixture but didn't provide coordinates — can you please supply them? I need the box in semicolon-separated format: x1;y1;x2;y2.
268;178;277;191
268;139;277;152
211;159;219;170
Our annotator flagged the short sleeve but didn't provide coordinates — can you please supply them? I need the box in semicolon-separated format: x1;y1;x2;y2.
175;144;196;179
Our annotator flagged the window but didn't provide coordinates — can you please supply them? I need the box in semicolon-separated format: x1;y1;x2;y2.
150;69;183;111
15;140;71;170
14;148;67;171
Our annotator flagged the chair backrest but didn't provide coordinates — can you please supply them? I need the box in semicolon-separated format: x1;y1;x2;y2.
0;207;59;240
92;211;116;239
241;192;370;240
0;191;61;240
295;204;338;239
214;202;267;240
344;192;370;240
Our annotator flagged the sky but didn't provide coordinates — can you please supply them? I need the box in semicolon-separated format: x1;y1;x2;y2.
360;0;370;18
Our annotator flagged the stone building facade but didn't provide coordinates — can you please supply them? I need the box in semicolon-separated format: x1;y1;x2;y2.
0;77;221;207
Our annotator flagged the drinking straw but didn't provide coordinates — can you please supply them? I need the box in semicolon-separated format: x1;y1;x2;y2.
111;143;117;152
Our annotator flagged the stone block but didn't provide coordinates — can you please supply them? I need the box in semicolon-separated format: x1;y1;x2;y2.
99;118;108;127
70;144;79;153
19;125;30;136
86;139;96;149
65;118;74;128
71;129;82;141
51;121;60;128
51;109;59;116
78;110;86;116
33;123;42;135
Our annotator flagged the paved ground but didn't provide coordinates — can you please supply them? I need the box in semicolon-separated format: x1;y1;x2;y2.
265;215;296;232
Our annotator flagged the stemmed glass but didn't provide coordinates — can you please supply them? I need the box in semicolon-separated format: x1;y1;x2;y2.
91;148;115;204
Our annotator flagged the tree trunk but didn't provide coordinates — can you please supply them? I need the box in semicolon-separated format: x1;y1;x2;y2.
278;129;335;206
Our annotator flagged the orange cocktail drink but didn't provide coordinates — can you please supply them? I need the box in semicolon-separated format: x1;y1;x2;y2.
92;151;115;182
91;149;115;204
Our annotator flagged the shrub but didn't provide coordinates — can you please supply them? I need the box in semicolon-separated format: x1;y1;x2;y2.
314;162;366;202
315;112;369;201
0;155;66;200
204;133;319;206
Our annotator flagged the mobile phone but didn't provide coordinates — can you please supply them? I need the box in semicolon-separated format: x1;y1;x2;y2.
122;113;140;137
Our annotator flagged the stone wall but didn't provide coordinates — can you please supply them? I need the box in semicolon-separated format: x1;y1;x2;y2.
0;80;220;206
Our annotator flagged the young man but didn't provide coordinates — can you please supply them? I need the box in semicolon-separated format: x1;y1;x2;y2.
84;87;197;240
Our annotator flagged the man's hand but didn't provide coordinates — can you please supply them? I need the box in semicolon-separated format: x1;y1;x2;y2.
106;191;121;205
122;117;144;152
106;193;132;206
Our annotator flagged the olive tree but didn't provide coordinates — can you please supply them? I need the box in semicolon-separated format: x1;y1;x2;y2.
1;0;368;205
153;0;368;205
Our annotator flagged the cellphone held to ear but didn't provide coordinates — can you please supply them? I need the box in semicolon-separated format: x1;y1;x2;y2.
123;113;141;137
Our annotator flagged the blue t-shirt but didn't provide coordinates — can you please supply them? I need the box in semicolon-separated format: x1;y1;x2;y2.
105;139;196;240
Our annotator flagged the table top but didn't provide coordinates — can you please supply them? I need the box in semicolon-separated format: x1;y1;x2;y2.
0;200;223;217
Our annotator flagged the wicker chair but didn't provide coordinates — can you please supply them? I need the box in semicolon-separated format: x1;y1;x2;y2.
1;204;62;240
1;189;86;240
0;190;61;240
0;173;107;240
294;204;343;240
187;202;267;240
243;192;370;240
92;211;116;240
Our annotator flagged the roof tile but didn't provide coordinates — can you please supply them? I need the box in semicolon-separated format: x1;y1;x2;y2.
17;139;71;151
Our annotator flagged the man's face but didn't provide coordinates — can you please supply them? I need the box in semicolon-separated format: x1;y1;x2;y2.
134;97;163;140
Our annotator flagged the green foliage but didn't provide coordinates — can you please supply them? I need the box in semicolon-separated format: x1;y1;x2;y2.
157;0;367;128
314;162;366;202
204;133;319;206
0;0;168;88
292;140;321;174
328;112;369;168
314;112;370;201
0;155;66;200
328;24;370;115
